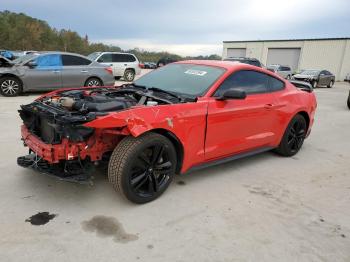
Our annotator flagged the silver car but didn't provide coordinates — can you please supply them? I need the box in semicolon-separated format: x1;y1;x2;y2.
0;52;115;97
267;64;292;79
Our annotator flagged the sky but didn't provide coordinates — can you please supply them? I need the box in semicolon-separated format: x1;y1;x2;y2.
1;0;349;56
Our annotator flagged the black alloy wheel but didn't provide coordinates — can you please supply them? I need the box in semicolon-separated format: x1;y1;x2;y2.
108;133;177;203
275;114;307;156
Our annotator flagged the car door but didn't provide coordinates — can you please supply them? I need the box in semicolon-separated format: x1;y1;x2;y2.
61;54;92;88
97;53;116;75
22;54;62;90
111;54;127;76
324;70;333;85
205;70;279;160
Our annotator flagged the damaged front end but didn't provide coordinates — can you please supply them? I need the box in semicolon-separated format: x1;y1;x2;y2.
17;86;181;183
17;87;140;183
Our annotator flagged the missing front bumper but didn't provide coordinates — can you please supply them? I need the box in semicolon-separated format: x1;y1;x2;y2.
17;153;95;184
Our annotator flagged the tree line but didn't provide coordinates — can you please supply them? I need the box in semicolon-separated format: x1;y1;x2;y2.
0;11;221;62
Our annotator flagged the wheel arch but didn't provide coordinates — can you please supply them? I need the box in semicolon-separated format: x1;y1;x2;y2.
0;73;24;92
143;128;184;174
296;111;310;131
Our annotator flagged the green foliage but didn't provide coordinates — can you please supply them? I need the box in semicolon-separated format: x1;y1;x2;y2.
0;10;221;61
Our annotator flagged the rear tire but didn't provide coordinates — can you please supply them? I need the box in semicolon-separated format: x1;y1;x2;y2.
275;114;307;157
0;76;22;97
108;133;177;204
84;77;102;87
347;91;350;110
124;69;135;82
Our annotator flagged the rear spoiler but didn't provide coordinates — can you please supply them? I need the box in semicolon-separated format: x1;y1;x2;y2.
289;80;313;93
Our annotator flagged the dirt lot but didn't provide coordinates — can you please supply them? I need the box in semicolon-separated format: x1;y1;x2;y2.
0;75;349;262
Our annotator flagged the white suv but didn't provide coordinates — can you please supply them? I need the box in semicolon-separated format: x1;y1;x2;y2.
88;52;141;81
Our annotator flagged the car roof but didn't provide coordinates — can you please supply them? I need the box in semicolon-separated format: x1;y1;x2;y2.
225;57;259;61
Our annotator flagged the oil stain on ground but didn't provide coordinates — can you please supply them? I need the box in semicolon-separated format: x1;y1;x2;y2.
177;180;186;186
81;215;138;243
25;212;57;225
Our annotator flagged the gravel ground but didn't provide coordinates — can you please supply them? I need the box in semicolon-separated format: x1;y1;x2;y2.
0;76;349;262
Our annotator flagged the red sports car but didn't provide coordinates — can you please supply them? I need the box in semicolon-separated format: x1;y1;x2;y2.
18;61;317;203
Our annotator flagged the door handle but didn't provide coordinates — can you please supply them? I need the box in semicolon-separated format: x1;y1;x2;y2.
264;103;287;110
109;64;113;66
81;70;88;73
264;103;274;109
52;70;60;73
124;64;127;66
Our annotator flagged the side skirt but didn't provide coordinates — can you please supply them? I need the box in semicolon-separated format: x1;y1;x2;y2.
183;146;274;174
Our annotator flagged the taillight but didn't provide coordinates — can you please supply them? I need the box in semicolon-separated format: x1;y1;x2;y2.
105;67;113;74
139;63;144;69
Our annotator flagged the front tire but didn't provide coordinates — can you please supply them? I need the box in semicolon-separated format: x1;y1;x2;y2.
124;69;135;82
327;80;334;88
108;133;177;204
275;114;307;157
0;76;22;97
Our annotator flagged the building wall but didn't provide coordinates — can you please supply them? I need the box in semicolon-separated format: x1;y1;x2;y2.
223;39;350;81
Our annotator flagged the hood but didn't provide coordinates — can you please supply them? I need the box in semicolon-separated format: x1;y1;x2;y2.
293;74;315;78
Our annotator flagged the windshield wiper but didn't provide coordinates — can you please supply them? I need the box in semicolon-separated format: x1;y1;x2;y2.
147;87;183;101
123;83;147;89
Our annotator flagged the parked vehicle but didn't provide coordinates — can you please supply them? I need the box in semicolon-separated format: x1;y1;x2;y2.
224;57;263;68
0;52;114;97
17;60;317;203
0;50;15;60
344;73;350;83
267;64;292;79
12;50;38;59
88;52;141;81
144;62;157;69
157;57;178;67
347;91;350;109
293;69;335;88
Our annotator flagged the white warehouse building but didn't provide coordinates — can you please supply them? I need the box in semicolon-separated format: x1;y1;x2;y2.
222;38;350;81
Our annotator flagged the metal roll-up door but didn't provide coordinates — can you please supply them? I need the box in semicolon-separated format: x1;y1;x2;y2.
267;48;301;72
227;48;246;58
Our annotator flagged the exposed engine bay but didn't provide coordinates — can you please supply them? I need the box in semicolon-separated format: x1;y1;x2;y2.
18;86;186;144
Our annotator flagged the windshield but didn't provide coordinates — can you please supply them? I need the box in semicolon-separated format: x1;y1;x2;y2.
12;53;39;64
87;52;101;61
300;70;320;75
134;63;226;96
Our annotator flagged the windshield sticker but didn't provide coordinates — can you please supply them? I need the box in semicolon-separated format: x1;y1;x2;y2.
184;69;207;76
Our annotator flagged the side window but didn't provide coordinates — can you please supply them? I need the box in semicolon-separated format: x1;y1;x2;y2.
62;55;91;66
320;70;326;75
214;70;269;97
281;66;290;71
124;54;136;62
269;76;285;91
112;54;136;62
98;53;113;63
112;54;123;62
34;54;62;68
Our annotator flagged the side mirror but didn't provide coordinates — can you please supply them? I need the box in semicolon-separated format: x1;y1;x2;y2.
217;88;247;100
27;61;37;68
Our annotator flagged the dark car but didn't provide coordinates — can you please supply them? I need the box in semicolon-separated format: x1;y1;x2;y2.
157;57;178;67
17;60;317;203
224;57;262;68
144;62;157;69
293;69;335;88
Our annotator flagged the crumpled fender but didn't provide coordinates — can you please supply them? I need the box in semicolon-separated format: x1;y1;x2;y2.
84;105;181;137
